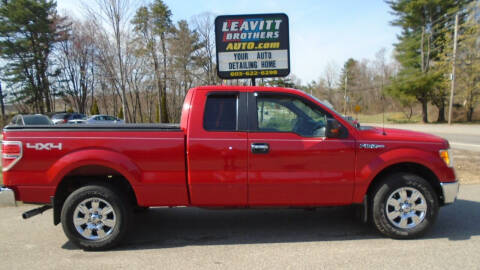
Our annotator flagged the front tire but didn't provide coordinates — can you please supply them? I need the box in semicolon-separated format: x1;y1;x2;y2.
371;173;439;239
61;185;132;250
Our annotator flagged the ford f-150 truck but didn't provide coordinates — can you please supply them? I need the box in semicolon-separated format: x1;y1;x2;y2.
0;86;459;250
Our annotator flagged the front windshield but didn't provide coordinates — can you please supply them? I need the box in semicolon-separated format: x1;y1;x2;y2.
306;93;357;128
307;94;342;116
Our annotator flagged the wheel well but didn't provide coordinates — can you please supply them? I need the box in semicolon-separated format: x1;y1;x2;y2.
53;165;138;225
366;162;444;205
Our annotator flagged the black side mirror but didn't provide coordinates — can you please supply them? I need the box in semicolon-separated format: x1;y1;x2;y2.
326;118;346;138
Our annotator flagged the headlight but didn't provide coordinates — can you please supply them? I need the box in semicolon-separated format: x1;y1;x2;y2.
439;149;453;168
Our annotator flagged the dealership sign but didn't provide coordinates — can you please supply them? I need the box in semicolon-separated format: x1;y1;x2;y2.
215;13;290;79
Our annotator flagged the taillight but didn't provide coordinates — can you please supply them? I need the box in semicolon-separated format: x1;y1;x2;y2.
2;141;23;171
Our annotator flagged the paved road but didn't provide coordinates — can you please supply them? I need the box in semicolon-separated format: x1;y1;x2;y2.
1;185;479;269
367;124;480;152
432;132;480;151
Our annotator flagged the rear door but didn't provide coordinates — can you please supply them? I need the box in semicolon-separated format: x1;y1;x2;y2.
186;90;249;206
247;92;356;206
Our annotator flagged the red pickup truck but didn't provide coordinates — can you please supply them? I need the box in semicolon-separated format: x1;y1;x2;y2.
1;86;458;250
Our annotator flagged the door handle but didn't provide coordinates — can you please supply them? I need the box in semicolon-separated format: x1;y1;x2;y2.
251;143;270;154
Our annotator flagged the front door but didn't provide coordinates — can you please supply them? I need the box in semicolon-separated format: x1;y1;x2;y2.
247;92;356;206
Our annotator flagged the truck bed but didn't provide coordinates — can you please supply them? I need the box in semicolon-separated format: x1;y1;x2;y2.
2;124;188;206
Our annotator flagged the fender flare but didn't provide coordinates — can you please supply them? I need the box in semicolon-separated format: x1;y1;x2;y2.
47;148;142;193
354;148;444;203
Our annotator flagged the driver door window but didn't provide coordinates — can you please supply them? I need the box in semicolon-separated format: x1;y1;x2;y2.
256;95;327;137
257;100;296;132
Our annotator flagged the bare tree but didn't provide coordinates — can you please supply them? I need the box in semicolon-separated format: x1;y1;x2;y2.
322;61;339;103
191;12;218;85
87;0;136;122
56;19;96;114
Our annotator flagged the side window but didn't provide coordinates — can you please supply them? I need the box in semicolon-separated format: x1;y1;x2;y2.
256;95;328;137
204;94;237;131
257;99;297;132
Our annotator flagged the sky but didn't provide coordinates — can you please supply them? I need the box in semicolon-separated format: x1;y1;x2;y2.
57;0;401;83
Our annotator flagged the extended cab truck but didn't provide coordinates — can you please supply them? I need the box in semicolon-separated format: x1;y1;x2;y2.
0;86;459;250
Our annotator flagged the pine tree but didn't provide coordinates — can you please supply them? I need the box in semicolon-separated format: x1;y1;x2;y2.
0;0;65;113
170;20;201;96
118;107;124;119
90;99;100;115
339;58;358;91
454;2;480;121
264;78;296;88
132;0;172;123
155;103;160;123
386;0;472;122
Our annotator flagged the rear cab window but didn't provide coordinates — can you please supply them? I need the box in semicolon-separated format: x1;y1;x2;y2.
203;94;238;131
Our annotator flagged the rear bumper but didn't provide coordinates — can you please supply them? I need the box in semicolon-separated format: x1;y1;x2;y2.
441;181;459;204
0;187;16;207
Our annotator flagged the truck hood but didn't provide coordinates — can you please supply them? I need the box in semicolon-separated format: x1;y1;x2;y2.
357;125;448;146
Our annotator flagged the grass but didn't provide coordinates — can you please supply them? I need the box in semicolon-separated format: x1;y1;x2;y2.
354;112;421;124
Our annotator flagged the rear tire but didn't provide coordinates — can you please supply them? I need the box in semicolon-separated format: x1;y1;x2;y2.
61;185;132;250
371;173;439;239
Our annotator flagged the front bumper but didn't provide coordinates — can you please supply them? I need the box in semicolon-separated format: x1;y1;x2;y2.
0;187;16;207
441;181;459;204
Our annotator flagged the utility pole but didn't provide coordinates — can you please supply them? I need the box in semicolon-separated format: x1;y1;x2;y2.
343;75;348;115
421;26;425;72
448;13;459;125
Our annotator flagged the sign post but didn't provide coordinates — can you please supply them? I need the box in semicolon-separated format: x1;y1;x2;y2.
214;13;290;83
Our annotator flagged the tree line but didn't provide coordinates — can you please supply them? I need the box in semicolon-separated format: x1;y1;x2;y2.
0;0;219;123
0;0;478;123
281;0;479;123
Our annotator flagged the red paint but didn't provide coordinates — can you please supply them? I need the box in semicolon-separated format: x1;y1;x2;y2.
247;133;355;206
2;86;456;207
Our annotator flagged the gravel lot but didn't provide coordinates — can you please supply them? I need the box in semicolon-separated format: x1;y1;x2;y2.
451;149;480;184
1;185;480;269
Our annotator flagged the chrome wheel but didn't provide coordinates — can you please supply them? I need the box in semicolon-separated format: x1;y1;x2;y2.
73;197;116;240
385;187;427;229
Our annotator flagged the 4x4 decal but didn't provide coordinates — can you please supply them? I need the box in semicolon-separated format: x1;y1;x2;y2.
26;143;62;151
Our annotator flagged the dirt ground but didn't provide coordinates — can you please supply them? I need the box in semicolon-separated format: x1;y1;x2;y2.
452;149;480;185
